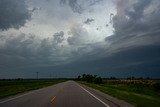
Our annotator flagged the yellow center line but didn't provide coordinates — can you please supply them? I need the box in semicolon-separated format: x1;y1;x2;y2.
51;96;56;103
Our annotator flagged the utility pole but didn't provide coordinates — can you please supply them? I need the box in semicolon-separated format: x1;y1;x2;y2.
50;73;52;79
36;72;39;79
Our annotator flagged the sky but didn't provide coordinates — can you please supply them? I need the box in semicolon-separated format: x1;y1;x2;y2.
0;0;160;78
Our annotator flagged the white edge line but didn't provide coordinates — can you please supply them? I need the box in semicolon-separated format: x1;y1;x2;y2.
77;84;110;107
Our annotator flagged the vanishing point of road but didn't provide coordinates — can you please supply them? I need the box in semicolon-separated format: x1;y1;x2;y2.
0;81;134;107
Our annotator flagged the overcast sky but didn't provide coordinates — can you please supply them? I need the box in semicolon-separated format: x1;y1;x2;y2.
0;0;160;78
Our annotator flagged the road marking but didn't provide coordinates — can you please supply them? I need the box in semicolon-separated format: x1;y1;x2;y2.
77;84;110;107
51;96;56;103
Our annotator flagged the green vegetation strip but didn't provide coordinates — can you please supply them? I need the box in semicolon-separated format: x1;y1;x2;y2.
79;81;160;107
0;79;65;99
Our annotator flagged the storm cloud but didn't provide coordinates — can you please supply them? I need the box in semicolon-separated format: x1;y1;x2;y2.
105;0;160;50
0;0;31;30
0;0;160;78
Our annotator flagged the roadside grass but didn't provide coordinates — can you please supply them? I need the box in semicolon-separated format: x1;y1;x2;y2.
0;79;65;99
79;81;160;107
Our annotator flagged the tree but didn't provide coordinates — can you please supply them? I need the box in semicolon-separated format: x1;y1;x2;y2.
80;74;103;84
77;75;81;80
94;77;102;84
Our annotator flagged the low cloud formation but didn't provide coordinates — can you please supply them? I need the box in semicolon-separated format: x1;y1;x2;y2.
0;0;31;30
0;33;70;70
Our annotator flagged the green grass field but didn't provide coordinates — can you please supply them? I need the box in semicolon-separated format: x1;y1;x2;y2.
0;79;65;99
79;80;160;107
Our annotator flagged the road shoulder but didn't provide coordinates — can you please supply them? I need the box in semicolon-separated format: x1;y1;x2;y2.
77;82;135;107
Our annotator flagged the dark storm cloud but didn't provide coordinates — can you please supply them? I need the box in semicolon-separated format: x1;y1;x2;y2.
65;0;160;78
64;45;160;78
105;0;160;48
112;0;152;33
0;0;31;30
0;34;37;60
0;32;69;71
20;44;160;78
1;0;160;78
84;18;94;24
0;31;66;67
68;0;82;14
126;0;151;21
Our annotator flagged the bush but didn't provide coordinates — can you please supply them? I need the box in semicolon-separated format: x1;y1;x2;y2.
94;77;102;84
153;82;160;90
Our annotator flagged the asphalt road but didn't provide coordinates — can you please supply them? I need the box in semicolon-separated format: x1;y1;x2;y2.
0;81;134;107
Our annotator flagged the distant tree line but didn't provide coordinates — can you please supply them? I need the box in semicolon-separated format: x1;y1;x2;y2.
77;74;102;84
103;76;154;80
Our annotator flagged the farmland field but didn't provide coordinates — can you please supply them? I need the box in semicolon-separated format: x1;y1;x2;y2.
0;79;65;99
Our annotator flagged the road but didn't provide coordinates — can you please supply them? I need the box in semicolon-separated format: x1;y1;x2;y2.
0;81;134;107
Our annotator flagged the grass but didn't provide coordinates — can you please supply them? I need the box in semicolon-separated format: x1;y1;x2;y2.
0;79;65;99
79;81;160;107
